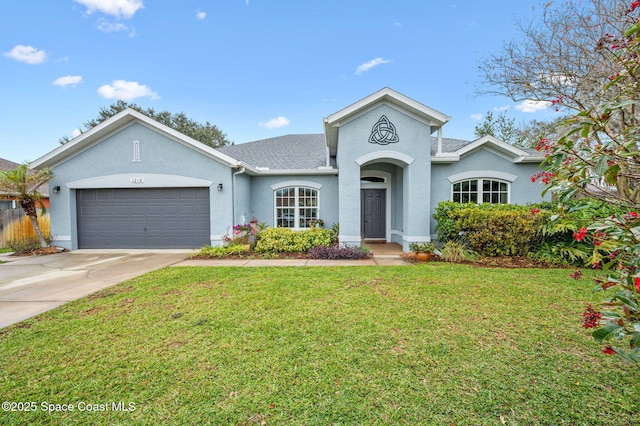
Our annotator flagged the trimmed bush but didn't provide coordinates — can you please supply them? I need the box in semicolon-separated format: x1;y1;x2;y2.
307;245;369;260
191;245;247;259
254;227;334;253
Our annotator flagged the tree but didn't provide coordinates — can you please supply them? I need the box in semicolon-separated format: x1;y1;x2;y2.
473;110;522;145
518;1;640;365
0;164;53;248
478;0;633;116
59;101;233;148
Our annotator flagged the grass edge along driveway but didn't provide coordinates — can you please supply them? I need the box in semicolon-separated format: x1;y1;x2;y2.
1;264;638;425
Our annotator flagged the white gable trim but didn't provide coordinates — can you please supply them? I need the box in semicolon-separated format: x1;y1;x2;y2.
270;180;323;190
66;173;214;189
447;171;519;183
325;87;450;126
31;109;240;169
355;150;415;166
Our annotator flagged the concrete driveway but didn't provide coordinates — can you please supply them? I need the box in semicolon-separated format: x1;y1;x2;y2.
0;250;191;329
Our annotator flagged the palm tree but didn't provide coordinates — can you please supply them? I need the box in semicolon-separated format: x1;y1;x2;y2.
0;164;53;248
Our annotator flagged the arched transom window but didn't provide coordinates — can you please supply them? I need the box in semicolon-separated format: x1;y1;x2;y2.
275;187;319;228
452;179;509;204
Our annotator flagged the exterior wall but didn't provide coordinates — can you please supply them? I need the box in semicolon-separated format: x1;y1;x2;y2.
336;103;432;250
248;174;339;229
430;148;550;237
48;122;234;249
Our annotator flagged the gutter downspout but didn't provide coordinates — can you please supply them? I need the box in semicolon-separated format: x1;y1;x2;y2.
437;127;443;155
232;166;246;225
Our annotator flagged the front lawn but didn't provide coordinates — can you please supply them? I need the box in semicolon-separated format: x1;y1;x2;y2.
1;265;638;425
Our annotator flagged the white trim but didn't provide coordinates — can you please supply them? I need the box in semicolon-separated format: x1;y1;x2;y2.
447;171;518;183
53;235;72;241
270;180;323;191
403;235;432;243
325;87;450;126
273;185;320;230
360;170;392;241
355;150;414;166
66;173;213;189
31;109;241;169
449;177;511;204
132;140;141;162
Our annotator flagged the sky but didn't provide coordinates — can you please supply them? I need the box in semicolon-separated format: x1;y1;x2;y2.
0;0;560;164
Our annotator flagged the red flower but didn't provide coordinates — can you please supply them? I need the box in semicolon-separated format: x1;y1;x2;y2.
629;1;640;12
573;227;588;242
635;277;640;292
602;345;615;355
582;304;601;328
530;208;541;215
570;270;582;280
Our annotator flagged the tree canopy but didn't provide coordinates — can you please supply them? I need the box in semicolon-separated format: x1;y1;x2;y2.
59;101;233;149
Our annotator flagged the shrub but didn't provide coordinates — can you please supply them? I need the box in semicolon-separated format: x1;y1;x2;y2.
254;227;333;253
438;241;475;263
307;245;369;260
7;237;42;254
191;245;248;259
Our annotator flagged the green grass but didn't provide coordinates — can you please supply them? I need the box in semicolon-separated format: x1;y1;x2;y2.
0;247;13;254
1;265;638;425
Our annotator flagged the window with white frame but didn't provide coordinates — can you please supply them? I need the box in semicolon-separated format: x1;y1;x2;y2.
452;179;509;204
275;187;319;228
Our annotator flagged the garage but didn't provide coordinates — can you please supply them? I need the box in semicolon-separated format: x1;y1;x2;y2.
77;188;210;249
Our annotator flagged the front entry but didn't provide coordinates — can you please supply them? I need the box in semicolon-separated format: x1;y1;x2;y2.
361;189;386;239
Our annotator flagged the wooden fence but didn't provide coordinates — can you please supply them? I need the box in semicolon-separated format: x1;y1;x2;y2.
0;208;50;247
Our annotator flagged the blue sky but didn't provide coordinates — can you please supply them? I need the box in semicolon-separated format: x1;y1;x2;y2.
1;0;557;163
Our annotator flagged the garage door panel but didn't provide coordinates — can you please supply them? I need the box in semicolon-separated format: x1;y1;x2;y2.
77;188;210;249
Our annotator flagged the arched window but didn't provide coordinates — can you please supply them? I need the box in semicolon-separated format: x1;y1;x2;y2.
275;187;319;228
452;179;509;204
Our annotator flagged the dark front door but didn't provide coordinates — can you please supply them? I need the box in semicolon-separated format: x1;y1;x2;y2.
361;189;386;239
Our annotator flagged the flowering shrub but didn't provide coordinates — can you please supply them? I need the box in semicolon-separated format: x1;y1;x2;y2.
307;245;369;260
530;4;640;365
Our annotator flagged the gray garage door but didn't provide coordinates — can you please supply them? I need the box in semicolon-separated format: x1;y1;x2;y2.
77;188;210;249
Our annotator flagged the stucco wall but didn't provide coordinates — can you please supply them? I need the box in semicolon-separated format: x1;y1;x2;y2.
48;122;234;249
336;103;432;249
248;174;339;229
430;148;550;237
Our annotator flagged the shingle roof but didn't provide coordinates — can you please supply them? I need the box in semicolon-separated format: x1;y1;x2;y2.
218;135;539;171
218;134;330;170
0;157;20;171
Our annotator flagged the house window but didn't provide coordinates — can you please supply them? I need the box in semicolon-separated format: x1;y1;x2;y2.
275;187;319;228
452;179;509;204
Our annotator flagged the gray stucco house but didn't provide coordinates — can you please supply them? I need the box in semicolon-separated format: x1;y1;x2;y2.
31;87;547;251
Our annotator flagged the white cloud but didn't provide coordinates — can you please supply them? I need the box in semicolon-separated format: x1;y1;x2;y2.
515;99;551;113
196;11;206;20
470;113;483;121
97;80;158;101
71;129;83;138
74;0;144;19
4;45;47;64
355;57;390;75
97;18;131;33
259;116;290;129
493;105;510;112
52;75;83;87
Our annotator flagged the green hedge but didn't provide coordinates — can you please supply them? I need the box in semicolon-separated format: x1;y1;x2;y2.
254;227;334;253
434;202;540;256
433;200;624;261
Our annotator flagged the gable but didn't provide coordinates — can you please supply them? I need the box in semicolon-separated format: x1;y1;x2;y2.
31;109;239;170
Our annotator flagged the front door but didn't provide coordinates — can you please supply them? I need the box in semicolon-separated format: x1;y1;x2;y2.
361;189;386;239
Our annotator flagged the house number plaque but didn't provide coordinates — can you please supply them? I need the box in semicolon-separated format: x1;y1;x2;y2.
131;178;145;184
